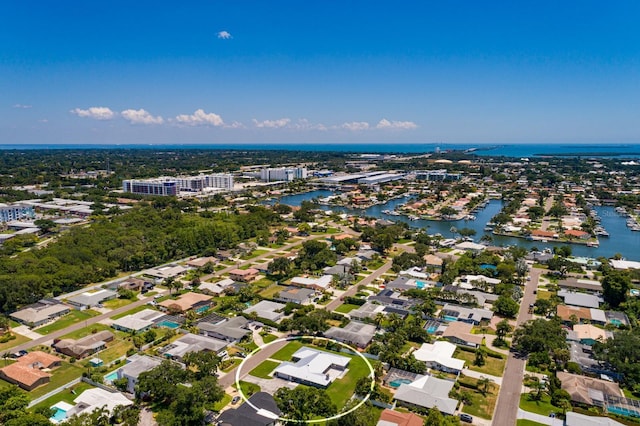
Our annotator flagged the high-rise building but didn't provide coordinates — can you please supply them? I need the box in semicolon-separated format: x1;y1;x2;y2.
122;174;234;196
0;203;36;222
259;167;307;182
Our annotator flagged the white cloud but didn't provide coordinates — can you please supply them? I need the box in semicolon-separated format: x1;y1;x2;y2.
224;121;245;129
252;118;291;128
341;121;370;131
13;104;32;109
289;118;327;131
375;118;418;130
70;107;116;120
121;108;164;125
217;31;232;39
175;109;224;126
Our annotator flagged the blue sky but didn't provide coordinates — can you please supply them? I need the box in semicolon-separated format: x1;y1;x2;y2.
2;1;639;144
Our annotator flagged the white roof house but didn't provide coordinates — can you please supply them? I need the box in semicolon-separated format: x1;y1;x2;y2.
610;260;640;270
64;388;132;420
455;275;501;290
394;375;458;415
412;341;465;373
273;347;350;388
117;355;163;393
243;300;286;322
111;309;165;333
291;275;333;290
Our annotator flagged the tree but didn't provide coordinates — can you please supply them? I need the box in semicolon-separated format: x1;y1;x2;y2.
269;256;292;277
593;331;640;387
439;206;457;218
135;360;189;403
533;298;554;316
327;401;377;426
494;294;519;318
458;227;477;237
602;269;631;308
475;346;486;367
182;351;220;379
477;376;492;396
495;319;513;343
34;219;57;233
274;387;337;422
512;318;567;356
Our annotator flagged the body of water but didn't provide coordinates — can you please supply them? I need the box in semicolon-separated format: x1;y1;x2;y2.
272;191;640;260
2;143;640;158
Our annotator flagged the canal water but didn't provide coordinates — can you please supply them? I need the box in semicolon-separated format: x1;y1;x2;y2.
271;190;640;261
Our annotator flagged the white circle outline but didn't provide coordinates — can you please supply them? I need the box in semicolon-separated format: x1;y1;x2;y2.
234;335;375;424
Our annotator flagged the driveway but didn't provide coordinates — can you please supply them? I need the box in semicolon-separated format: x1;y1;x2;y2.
492;267;542;426
242;374;297;395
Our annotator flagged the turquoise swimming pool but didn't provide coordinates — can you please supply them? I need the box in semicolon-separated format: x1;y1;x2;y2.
157;320;180;329
389;379;412;388
443;315;458;322
195;305;209;314
426;325;438;334
51;408;67;422
104;371;118;382
416;280;425;289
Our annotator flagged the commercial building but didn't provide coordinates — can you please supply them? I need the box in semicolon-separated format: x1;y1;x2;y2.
122;173;234;196
0;203;35;222
415;170;461;181
259;167;307;182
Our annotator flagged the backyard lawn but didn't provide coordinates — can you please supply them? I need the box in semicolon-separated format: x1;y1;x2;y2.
325;355;370;409
334;304;360;314
454;347;506;377
32;382;94;412
259;284;287;299
103;297;135;310
59;323;114;340
35;310;100;335
249;360;279;379
260;333;278;344
96;339;133;364
32;362;85;398
111;304;150;320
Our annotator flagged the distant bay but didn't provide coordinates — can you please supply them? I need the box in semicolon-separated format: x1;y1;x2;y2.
1;143;640;158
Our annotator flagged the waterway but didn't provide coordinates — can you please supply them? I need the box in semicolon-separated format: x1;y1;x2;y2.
271;191;640;261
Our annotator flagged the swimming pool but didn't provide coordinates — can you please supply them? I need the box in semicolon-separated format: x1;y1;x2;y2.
157;320;180;329
195;305;210;314
50;402;73;424
104;371;118;382
610;318;623;326
631;289;639;296
416;280;425;289
389;379;412;388
426;325;438;334
443;315;458;322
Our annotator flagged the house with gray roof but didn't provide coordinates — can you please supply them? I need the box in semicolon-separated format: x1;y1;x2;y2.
53;331;114;359
243;301;286;323
111;309;165;333
11;299;70;328
67;289;117;310
275;287;315;305
116;355;163;393
369;289;419;310
323;321;377;349
558;290;603;309
394;375;459;415
217;392;281;426
440;303;493;325
349;302;386;321
197;316;250;342
159;333;227;360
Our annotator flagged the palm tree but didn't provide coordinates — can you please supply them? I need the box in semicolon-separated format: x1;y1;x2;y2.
477;377;492;396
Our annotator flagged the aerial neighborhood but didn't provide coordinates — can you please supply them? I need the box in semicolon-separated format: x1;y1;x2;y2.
0;149;639;426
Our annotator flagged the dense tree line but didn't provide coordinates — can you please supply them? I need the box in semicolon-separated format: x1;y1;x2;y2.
0;204;279;312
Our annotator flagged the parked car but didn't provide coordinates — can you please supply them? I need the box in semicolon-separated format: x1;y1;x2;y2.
459;413;473;423
231;396;241;405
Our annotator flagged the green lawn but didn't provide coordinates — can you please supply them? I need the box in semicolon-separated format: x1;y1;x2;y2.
213;393;232;411
517;420;546;426
252;278;275;289
0;332;31;352
241;249;270;260
103;297;135;310
261;333;278;344
259;284;287;299
111;304;151;320
221;358;242;373
454;347;506;377
271;341;304;361
236;380;261;397
334;304;360;314
35;310;101;335
32;362;85;398
58;323;113;340
96;339;133;364
519;393;557;416
32;382;94;412
326;355;370;409
249;360;279;379
460;381;500;420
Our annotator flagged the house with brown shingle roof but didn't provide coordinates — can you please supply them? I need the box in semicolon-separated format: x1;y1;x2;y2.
53;330;115;359
158;292;212;313
0;351;62;390
228;268;259;283
558;371;623;407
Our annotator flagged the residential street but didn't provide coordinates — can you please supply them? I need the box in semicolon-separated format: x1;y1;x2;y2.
492;267;542;426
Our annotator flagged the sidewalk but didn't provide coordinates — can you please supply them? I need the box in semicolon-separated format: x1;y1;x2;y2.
517;408;564;426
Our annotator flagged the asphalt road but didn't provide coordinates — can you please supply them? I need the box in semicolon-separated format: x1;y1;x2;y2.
219;339;289;389
492;267;542;426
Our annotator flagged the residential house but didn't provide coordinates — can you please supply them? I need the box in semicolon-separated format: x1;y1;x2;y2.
557;305;607;325
559;278;603;293
440;303;494;325
197;316;250;342
557;371;624;407
111;309;165;333
376;409;423;426
10;299;70;328
424;254;444;273
369;289;420;311
558;290;603;309
412;341;465;374
54;388;133;423
568;324;612;346
454;241;487;253
67;289;118;310
186;256;217;269
116;354;163;393
442;321;484;348
53;330;115;359
565;412;625;426
290;275;333;291
0;351;61;390
323;321;377;349
159;333;228;361
158;292;212;313
275;287;315;305
145;265;188;282
116;277;153;292
349;302;386;321
273;347;350;388
394;375;458;416
217;392;281;426
243;301;286;323
229;268;259;283
199;278;235;295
